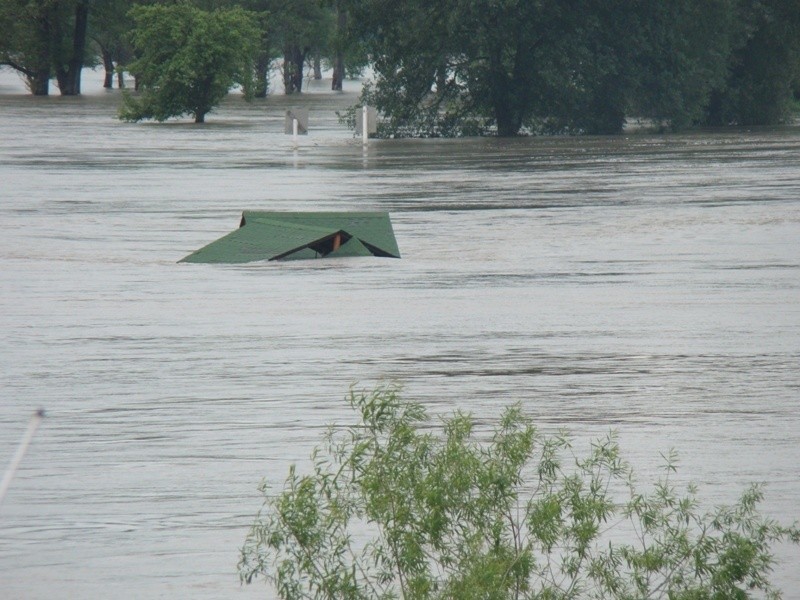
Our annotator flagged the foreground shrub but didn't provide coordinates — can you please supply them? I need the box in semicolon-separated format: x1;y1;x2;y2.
239;385;798;599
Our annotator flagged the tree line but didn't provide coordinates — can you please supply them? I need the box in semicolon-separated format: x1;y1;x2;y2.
0;0;361;97
1;0;799;135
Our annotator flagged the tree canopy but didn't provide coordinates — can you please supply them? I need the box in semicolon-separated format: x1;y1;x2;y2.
348;0;793;136
1;0;798;133
0;0;91;95
240;385;800;599
119;3;259;123
707;0;800;126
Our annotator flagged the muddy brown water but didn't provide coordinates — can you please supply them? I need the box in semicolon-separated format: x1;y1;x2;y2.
1;69;798;598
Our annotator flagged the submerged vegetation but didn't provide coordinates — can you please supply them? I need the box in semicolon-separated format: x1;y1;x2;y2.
1;1;799;132
240;385;799;599
349;0;800;137
118;4;259;123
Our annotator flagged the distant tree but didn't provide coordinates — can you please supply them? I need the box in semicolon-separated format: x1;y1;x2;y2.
271;0;330;94
349;0;557;136
705;0;800;126
240;385;800;600
51;0;90;95
345;0;636;136
344;0;741;136
0;0;91;96
0;0;53;94
324;0;369;91
249;7;275;98
328;0;359;91
191;0;364;96
329;2;346;91
216;0;276;98
119;3;259;123
89;0;134;89
625;0;738;131
273;0;365;94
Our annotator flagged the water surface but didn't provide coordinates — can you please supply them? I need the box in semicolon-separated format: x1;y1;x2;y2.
1;69;798;599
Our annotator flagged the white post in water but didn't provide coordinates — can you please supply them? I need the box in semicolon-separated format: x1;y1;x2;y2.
362;104;369;146
285;109;308;148
0;409;45;505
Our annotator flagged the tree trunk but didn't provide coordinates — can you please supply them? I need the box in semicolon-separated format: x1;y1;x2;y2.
282;53;292;93
100;47;114;88
254;54;270;98
313;54;322;80
331;55;344;91
331;8;347;91
29;71;50;95
283;46;307;94
28;7;53;95
116;42;131;89
55;1;90;95
70;0;90;93
293;49;307;93
488;43;517;136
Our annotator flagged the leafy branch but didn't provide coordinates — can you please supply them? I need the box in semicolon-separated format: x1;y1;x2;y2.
240;384;799;599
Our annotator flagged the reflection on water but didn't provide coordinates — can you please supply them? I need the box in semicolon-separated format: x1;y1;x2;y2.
1;69;799;599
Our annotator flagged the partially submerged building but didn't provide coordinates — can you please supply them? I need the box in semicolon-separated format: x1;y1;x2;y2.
179;211;400;263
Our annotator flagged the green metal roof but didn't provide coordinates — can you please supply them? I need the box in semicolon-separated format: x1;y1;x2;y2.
179;211;400;263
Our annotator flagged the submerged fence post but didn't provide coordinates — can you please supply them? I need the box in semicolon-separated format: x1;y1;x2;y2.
0;409;45;505
362;105;369;145
356;105;377;146
284;109;309;149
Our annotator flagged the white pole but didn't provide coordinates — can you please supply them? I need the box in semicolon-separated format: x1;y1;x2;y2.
0;409;45;505
292;118;299;147
362;105;368;146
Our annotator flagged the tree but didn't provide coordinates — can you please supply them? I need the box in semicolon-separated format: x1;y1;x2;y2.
348;0;556;137
240;385;799;599
270;0;330;94
0;0;91;96
0;0;54;95
205;0;330;96
326;0;370;92
119;3;259;123
343;0;743;136
705;0;800;126
622;0;738;131
89;0;134;89
346;0;626;136
330;0;347;91
51;0;89;95
209;0;276;98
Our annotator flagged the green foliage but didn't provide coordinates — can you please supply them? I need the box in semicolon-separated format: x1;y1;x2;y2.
705;0;800;126
0;0;93;95
624;0;738;131
271;0;330;94
348;0;562;137
0;0;51;92
119;2;259;123
240;385;799;599
345;0;798;136
89;0;136;89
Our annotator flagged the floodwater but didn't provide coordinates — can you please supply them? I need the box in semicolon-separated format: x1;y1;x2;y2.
1;69;798;599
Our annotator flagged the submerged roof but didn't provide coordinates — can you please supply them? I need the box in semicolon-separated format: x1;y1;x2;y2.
179;211;400;263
